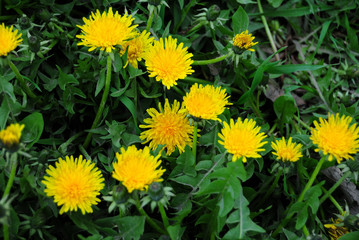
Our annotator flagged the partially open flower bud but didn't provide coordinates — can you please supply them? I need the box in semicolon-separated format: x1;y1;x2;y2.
206;5;221;21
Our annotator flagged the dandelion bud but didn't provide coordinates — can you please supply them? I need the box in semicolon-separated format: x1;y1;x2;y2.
206;5;221;21
344;214;359;231
37;8;51;22
112;185;129;204
28;35;41;53
148;182;164;201
18;15;30;29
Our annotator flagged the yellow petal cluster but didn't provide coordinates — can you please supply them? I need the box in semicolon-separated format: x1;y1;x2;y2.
271;137;303;162
145;36;194;89
218;118;267;162
140;99;194;155
0;23;22;56
0;123;25;149
232;30;258;52
76;7;138;52
42;155;105;214
324;216;349;240
183;83;231;121
112;146;165;193
120;30;153;68
310;113;359;163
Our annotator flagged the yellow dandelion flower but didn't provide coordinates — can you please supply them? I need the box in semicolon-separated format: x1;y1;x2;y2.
76;7;138;53
325;217;350;240
271;137;303;162
232;30;258;52
218;118;267;163
140;99;194;155
144;36;194;89
42;155;105;215
112;145;165;193
120;30;153;68
0;123;25;150
0;23;22;56
310;113;359;164
183;83;232;121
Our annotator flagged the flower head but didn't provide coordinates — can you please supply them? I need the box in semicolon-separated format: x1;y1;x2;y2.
0;123;25;150
183;83;232;121
310;113;359;164
145;36;194;89
140;99;194;155
324;216;350;240
76;7;138;53
218;118;267;162
0;23;22;56
232;30;258;52
120;30;153;68
112;146;165;193
42;155;105;215
271;137;303;162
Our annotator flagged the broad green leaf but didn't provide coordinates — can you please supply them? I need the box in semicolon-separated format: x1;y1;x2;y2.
232;6;248;34
57;66;79;90
176;146;196;177
273;95;297;124
0;99;10;129
167;224;185;240
119;95;140;134
20;112;44;148
345;14;359;52
268;0;284;8
267;64;325;74
338;231;359;240
69;212;100;235
0;78;16;103
117;216;145;240
95;68;106;97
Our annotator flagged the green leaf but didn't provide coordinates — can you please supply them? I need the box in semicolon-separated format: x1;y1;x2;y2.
57;66;79;90
176;146;196;177
119;95;140;134
0;99;10;129
95;68;106;97
20;112;44;148
273;95;297;124
267;64;325;74
232;6;248;34
69;212;100;235
0;78;16;103
338;231;359;240
167;224;185;240
116;216;145;240
344;14;359;52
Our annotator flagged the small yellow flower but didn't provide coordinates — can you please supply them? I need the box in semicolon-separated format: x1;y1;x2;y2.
144;36;194;89
140;99;194;155
120;30;153;68
76;7;138;53
324;216;350;240
232;30;258;52
112;146;165;193
42;155;105;215
218;118;267;162
310;113;359;164
0;123;25;150
0;23;22;56
183;83;232;121
271;137;303;162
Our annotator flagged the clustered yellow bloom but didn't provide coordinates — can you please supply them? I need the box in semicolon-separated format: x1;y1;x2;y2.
120;30;153;68
310;113;359;163
218;118;267;162
0;23;22;56
232;30;258;52
324;216;350;240
183;83;232;121
271;137;303;162
140;99;195;156
42;155;105;215
76;7;138;52
0;123;25;150
112;145;165;193
145;36;194;89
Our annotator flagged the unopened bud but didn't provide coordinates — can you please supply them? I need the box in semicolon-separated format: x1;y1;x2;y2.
148;182;164;201
206;5;220;21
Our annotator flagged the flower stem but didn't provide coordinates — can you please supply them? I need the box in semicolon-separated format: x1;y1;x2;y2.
158;202;170;229
192;121;198;163
2;153;18;240
83;55;112;149
294;115;311;132
272;156;326;237
302;225;309;237
192;53;230;65
7;58;37;99
257;0;280;61
135;199;167;234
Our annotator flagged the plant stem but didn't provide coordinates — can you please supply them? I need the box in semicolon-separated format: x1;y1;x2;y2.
146;8;155;32
192;121;198;164
7;58;37;99
272;156;326;237
192;53;229;65
302;225;310;237
294;115;311;131
3;153;18;240
83;55;112;149
135;198;167;234
320;171;350;204
158;202;170;229
257;0;280;61
320;185;345;215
